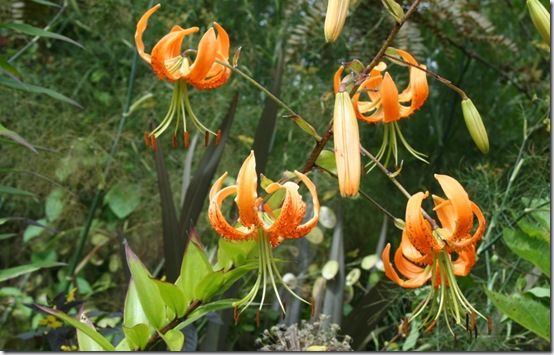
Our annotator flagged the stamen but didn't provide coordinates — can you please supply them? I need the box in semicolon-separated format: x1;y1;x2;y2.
204;131;210;146
183;132;190;148
150;135;157;151
425;319;437;333
216;129;222;145
172;134;178;149
143;131;150;147
487;316;493;335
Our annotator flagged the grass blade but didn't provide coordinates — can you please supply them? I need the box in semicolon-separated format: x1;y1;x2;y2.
1;23;83;49
0;76;82;108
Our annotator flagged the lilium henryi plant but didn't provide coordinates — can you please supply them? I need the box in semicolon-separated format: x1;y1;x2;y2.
352;48;429;169
381;174;487;335
208;151;320;317
135;4;232;149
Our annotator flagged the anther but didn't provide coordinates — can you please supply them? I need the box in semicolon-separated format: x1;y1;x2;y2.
150;135;158;151
256;309;261;328
172;134;178;149
487;316;493;335
233;306;239;325
400;318;410;337
143;131;150;147
425;320;437;333
215;129;222;145
204;132;210;147
183;132;190;148
309;298;315;317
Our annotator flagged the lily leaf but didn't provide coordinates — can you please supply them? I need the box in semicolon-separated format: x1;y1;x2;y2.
159;328;184;351
486;290;550;340
153;279;187;317
35;305;115;350
124;242;166;329
0;123;36;152
123;323;150;350
0;261;64;282
0;185;36;198
315;149;337;175
76;310;104;351
175;299;238;331
502;227;550;277
1;23;83;48
0;76;82;108
175;241;212;301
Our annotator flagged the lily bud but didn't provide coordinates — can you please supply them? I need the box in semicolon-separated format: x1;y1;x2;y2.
527;0;550;44
333;91;361;197
324;0;350;43
461;98;489;154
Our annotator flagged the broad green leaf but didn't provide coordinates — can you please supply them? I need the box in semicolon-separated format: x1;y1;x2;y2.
35;305;114;350
486;290;550;340
0;56;20;77
525;286;550;299
0;76;82;108
381;0;404;23
503;228;550;277
104;183;141;219
153;279;187;317
265;187;287;211
315;149;337;175
402;319;421;351
0;261;64;282
0;185;35;198
45;188;65;222
1;23;83;48
290;115;322;141
159;329;184;351
196;262;258;301
76;311;104;351
115;339;131;351
175;299;238;331
123;323;150;350
125;243;166;329
23;219;48;242
216;238;256;271
175;242;212;301
124;280;150;327
0;123;36;152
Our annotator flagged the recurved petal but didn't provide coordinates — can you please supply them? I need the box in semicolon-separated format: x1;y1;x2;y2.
381;72;400;123
186;27;218;83
382;243;432;289
150;26;199;81
264;181;306;246
405;191;443;254
451;247;476;276
446;201;486;252
398;230;433;265
394;237;426;279
434;174;473;240
213;22;230;61
135;3;161;64
289;170;320;238
208;173;255;241
235;151;262;227
333;66;344;94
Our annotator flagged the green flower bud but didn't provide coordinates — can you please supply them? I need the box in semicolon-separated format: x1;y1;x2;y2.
527;0;550;44
461;98;489;154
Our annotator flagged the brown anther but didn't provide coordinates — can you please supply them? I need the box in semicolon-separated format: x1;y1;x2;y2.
233;306;239;325
172;134;178;149
215;129;222;145
204;131;210;147
183;132;190;148
309;298;315;317
400;318;410;337
150;135;157;151
143;131;150;147
256;309;260;328
487;316;493;335
425;319;437;333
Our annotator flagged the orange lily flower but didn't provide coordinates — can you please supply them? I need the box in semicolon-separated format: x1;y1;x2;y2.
352;49;429;169
333;66;361;198
135;4;233;148
381;174;486;334
208;151;319;315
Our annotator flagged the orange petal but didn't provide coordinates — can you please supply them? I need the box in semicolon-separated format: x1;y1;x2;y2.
434;174;473;241
264;181;306;246
135;3;161;64
446;202;486;252
289;170;320;238
186;27;218;83
208;173;255;241
397;49;429;112
451;247;476;276
353;75;384;123
150;26;199;81
235;151;262;227
398;230;433;265
382;243;432;289
394;237;425;279
405;191;443;254
333;65;344;94
381;72;400;123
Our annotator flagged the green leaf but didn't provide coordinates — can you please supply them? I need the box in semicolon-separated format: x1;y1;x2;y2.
125;242;166;329
76;310;104;351
0;185;35;198
486;290;550;340
0;233;17;241
402;319;420;351
0;76;82;108
0;261;64;282
35;305;115;350
159;328;184;351
196;262;258;301
1;23;83;48
115;339;131;351
175;242;213;301
525;286;550;299
381;0;405;23
315;149;337;175
30;0;62;7
290;115;322;141
124;280;150;327
503;227;550;277
123;323;150;350
23;218;48;242
0;56;20;77
216;238;256;271
104;183;141;219
0;123;36;152
175;299;238;331
45;188;65;222
153;279;187;317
